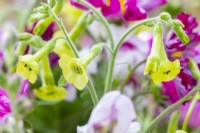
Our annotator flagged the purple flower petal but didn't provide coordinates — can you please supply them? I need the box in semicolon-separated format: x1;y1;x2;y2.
138;0;167;11
17;80;29;97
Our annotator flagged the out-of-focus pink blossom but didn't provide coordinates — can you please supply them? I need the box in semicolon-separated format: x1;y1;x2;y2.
77;91;136;133
17;80;29;98
71;0;166;21
0;87;11;119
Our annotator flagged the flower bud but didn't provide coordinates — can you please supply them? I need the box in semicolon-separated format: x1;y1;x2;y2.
189;59;200;80
171;20;190;44
160;12;171;21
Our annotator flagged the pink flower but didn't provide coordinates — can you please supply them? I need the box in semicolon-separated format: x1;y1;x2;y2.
77;91;136;133
0;87;11;119
71;0;166;21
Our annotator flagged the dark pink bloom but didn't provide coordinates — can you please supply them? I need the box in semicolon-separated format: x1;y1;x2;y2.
0;87;11;118
71;0;166;21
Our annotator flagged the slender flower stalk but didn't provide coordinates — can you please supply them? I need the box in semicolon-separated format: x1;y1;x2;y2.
182;92;200;131
120;59;146;91
144;85;200;133
77;0;114;50
105;17;158;93
48;4;99;105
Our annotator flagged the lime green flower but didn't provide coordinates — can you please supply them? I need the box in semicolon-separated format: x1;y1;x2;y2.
59;54;88;90
16;55;39;83
151;60;180;83
144;21;180;83
33;85;68;101
59;44;103;90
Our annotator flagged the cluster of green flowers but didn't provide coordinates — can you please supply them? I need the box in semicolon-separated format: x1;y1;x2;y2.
16;0;103;102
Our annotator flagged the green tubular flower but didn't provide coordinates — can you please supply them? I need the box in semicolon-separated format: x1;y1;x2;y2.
16;55;39;83
33;85;68;101
59;54;88;90
59;44;103;90
144;21;181;83
16;40;56;83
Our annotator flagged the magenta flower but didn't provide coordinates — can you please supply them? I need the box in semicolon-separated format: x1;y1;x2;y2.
77;91;136;133
0;87;11;119
71;0;166;21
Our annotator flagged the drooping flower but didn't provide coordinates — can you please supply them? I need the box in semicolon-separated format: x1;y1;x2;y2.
77;91;137;133
59;54;89;90
59;44;103;90
71;0;167;21
33;85;68;101
0;87;11;119
144;21;181;83
16;55;39;84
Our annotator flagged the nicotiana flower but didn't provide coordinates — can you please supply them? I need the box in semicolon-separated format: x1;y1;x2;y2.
144;22;181;83
71;0;166;21
77;91;137;133
162;13;200;101
59;44;103;90
16;55;39;84
0;87;11;119
59;54;89;90
33;85;68;101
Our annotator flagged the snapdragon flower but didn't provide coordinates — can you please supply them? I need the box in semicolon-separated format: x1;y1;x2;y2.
77;91;137;133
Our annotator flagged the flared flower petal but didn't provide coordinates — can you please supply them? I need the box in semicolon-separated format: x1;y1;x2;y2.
151;60;180;83
59;54;88;90
16;55;39;84
33;85;68;101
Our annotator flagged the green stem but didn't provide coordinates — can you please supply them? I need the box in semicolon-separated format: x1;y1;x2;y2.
120;59;146;91
182;92;200;131
49;5;98;105
104;17;158;93
144;85;200;133
78;0;114;50
49;7;79;58
41;56;55;86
